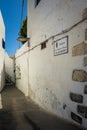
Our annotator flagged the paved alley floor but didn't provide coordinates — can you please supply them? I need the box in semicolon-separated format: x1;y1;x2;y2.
0;86;85;130
0;86;33;130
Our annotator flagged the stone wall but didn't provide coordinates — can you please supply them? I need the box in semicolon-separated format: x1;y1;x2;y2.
70;27;87;127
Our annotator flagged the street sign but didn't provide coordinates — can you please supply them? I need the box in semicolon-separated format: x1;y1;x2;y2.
54;36;68;56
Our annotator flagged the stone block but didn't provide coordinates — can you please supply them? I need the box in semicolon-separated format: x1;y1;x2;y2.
82;8;87;19
85;29;87;41
77;105;87;118
84;85;87;94
72;70;87;82
71;112;82;124
70;92;83;103
72;43;87;56
84;57;87;66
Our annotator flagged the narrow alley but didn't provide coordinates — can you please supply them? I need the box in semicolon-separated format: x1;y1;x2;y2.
0;85;85;130
0;1;87;129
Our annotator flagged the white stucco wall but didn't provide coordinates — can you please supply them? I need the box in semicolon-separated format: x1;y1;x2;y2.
5;53;15;82
0;11;5;48
15;42;29;96
0;11;5;91
27;0;87;128
28;0;87;46
0;48;5;92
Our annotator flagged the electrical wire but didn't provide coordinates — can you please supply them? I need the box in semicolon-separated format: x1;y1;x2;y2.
18;0;24;36
16;17;87;59
18;0;24;48
21;0;24;28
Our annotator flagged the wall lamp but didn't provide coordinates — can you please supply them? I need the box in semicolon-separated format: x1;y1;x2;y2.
17;36;30;42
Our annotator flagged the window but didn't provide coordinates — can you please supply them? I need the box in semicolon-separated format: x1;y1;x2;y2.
35;0;41;7
2;39;5;49
41;42;46;50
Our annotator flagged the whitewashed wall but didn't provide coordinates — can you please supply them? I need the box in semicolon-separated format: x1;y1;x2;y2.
0;11;5;92
0;48;5;92
28;0;87;46
0;11;5;49
5;52;15;82
15;42;29;96
27;0;87;128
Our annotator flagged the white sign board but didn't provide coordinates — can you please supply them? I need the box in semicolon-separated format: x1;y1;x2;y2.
54;36;68;56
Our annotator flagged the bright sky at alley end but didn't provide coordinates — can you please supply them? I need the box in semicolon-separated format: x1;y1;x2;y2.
0;0;27;56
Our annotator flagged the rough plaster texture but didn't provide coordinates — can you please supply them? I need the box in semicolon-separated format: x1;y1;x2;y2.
0;11;5;92
27;0;87;128
0;49;5;92
28;25;87;128
15;42;29;96
5;52;15;82
28;0;87;46
13;0;87;128
0;11;15;90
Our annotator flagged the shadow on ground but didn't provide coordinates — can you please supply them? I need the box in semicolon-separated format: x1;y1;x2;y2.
0;109;17;130
0;86;85;130
0;86;33;130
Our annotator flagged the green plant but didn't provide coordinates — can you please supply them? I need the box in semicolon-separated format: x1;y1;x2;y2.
19;17;27;44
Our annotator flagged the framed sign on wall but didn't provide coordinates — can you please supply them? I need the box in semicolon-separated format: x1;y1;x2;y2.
54;36;68;56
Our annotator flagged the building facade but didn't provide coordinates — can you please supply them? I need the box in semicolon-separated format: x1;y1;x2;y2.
15;42;29;96
0;2;87;126
0;11;15;91
0;11;5;92
27;0;87;128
